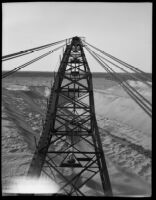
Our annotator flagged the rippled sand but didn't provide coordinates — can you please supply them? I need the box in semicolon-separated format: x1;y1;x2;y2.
2;77;151;196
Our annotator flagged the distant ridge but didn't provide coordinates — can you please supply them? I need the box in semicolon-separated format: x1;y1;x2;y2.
2;71;152;81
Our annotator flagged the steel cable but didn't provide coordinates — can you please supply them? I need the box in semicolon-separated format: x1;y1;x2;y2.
2;44;66;79
85;46;151;117
83;41;152;82
87;48;151;88
91;52;152;117
88;47;152;117
87;47;152;108
86;46;151;111
2;37;71;61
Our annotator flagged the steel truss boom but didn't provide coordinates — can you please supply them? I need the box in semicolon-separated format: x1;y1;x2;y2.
27;36;112;196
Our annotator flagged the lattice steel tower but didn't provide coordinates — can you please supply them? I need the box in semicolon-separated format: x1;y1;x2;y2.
27;36;112;196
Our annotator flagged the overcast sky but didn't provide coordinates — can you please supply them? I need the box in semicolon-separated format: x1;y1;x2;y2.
2;2;152;72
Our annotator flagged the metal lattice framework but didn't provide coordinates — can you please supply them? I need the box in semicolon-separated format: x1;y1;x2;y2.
27;37;112;196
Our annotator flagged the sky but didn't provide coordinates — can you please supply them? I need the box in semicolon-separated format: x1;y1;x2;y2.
2;2;152;72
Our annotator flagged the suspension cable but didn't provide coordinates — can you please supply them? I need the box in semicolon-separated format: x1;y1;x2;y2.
85;46;152;117
83;41;152;82
86;46;151;88
89;48;152;117
86;46;152;110
2;37;71;62
87;47;152;108
91;51;152;117
2;44;66;79
94;51;152;111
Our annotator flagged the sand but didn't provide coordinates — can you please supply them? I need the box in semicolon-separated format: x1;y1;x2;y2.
2;78;151;196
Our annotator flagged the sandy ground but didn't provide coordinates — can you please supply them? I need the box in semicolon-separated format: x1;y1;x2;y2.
2;78;151;196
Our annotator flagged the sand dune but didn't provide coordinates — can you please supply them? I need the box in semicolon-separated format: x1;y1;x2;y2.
92;83;151;135
2;80;151;196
